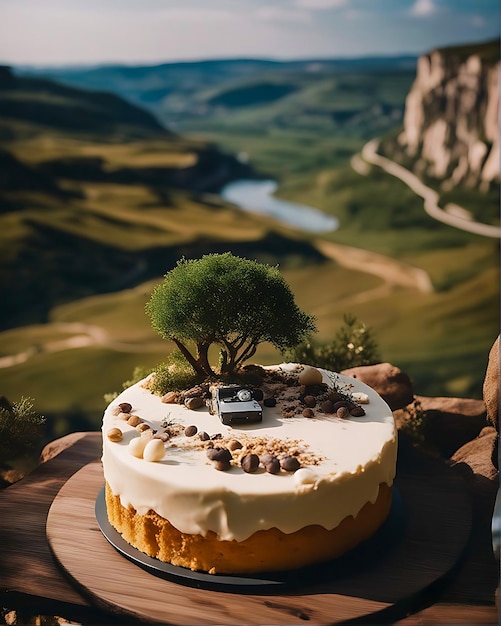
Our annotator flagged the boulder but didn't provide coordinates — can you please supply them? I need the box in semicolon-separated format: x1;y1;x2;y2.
450;426;498;482
403;395;488;458
483;336;499;430
341;362;414;410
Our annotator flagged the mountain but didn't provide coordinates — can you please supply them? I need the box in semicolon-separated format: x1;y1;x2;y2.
0;67;258;330
18;56;418;136
383;39;499;191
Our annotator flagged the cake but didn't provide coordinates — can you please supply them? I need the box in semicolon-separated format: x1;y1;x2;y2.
101;363;397;575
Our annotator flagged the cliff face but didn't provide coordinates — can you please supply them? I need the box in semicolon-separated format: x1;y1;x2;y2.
397;40;499;191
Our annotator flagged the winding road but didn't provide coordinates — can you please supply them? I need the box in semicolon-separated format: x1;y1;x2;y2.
360;139;501;239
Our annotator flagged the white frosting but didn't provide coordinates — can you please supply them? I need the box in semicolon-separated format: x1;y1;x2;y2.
102;364;397;542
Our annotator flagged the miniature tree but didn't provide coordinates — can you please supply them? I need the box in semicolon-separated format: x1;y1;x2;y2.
146;253;317;377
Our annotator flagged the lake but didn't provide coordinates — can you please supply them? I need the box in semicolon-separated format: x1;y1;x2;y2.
220;179;339;233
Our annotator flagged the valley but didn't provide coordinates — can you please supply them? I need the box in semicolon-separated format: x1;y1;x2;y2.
1;48;499;443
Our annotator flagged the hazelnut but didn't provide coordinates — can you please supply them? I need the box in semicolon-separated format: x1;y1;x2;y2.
302;408;315;418
184;425;198;437
228;439;243;451
136;422;150;433
118;402;132;413
106;428;123;442
117;412;130;421
127;414;142;427
161;391;180;404
336;406;350;419
198;431;210;441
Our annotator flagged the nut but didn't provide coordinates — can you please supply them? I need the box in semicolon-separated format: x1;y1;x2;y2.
280;455;301;472
263;456;281;474
106;428;123;442
184;425;198;437
298;366;323;386
117;412;130;421
320;400;334;413
185;397;204;410
127;414;142;427
336;406;350;419
118;402;132;413
198;431;210;441
303;395;317;408
302;408;315;418
228;439;243;451
241;453;260;473
161;391;180;404
136;423;150;433
129;436;148;458
350;406;366;417
207;447;232;463
214;460;231;471
143;438;165;462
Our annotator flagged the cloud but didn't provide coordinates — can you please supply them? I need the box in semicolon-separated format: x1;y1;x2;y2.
295;0;347;9
409;0;437;17
256;6;312;23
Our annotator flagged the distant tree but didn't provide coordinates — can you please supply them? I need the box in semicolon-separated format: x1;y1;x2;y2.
0;396;45;464
146;253;317;377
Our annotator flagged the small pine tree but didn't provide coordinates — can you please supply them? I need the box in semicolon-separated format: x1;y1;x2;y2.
284;313;380;371
146;253;317;377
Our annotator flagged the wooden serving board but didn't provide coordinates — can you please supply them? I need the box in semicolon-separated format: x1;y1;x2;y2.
46;460;472;625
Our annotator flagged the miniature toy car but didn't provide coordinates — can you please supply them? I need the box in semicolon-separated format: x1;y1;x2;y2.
209;385;262;425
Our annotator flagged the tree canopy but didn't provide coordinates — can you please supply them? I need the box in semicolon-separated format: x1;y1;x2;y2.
146;253;317;376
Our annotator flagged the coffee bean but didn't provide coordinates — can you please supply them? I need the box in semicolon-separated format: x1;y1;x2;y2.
280;455;300;472
241;453;260;473
214;460;231;471
320;400;334;413
332;400;351;412
264;457;281;474
207;447;232;463
350;406;366;417
184;425;198;437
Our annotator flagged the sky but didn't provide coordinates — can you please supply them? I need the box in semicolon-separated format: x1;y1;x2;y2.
0;0;498;67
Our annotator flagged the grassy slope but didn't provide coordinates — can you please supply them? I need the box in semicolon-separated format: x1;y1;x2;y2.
1;58;499;443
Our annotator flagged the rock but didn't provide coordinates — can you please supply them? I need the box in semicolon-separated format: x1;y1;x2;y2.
341;362;414;410
451;426;499;482
483;336;499;430
399;395;488;458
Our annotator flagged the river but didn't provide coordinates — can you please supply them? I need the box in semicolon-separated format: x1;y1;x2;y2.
220;179;338;233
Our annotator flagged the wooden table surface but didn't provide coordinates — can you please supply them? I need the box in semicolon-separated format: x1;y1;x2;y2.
0;431;498;625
